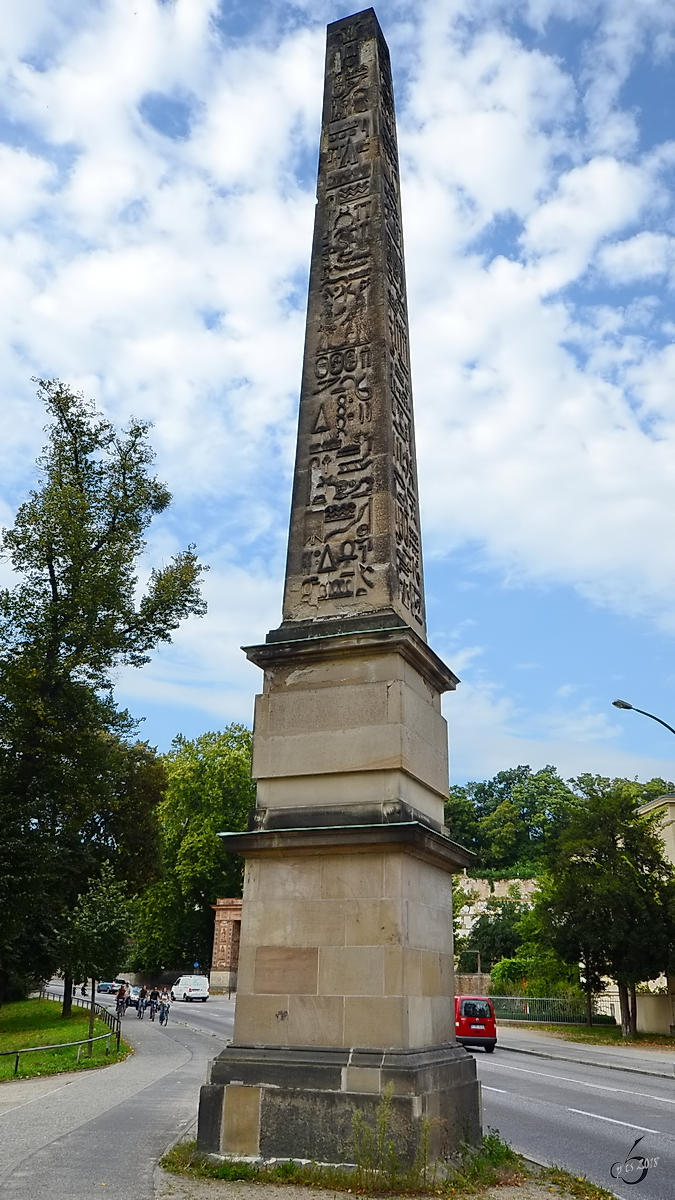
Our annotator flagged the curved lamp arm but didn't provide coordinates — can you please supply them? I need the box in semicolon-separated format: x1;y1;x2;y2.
612;699;675;739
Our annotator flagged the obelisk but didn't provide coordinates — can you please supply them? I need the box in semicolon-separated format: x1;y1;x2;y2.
197;8;480;1163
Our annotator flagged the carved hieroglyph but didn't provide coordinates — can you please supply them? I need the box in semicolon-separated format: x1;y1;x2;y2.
282;9;426;638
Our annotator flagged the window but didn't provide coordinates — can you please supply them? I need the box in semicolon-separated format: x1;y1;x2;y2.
461;1000;491;1019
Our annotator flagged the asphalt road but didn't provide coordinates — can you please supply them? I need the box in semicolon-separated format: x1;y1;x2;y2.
477;1043;675;1200
6;989;675;1198
0;994;229;1198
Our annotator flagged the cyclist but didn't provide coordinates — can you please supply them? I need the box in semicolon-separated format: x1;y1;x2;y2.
137;985;148;1019
158;989;171;1026
148;985;160;1021
115;984;127;1019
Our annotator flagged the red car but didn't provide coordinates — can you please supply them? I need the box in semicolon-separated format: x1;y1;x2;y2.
455;994;497;1053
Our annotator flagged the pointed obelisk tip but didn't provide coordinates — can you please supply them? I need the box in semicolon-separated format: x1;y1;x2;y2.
277;6;427;643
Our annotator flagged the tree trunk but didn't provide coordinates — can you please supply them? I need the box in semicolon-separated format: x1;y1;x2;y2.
87;977;96;1056
62;975;73;1018
618;982;631;1037
582;952;593;1026
630;984;638;1037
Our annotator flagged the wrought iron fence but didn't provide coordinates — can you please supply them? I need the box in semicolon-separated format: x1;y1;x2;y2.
490;994;618;1025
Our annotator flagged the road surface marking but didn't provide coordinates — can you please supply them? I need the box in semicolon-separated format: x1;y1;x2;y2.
566;1108;661;1135
486;1061;675;1105
482;1086;509;1093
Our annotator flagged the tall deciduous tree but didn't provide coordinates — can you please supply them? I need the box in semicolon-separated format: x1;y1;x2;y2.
0;380;206;1004
446;766;580;871
533;776;675;1034
129;726;255;974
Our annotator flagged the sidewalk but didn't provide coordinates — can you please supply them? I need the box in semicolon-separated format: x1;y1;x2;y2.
497;1022;675;1077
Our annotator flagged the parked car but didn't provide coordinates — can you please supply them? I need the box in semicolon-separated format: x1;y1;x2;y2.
455;995;497;1053
96;982;116;994
171;975;209;1002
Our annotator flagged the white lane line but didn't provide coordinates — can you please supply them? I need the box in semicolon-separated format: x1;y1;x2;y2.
486;1061;675;1105
566;1108;661;1135
482;1086;509;1094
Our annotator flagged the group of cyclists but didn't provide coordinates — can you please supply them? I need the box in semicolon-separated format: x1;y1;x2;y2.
114;983;171;1026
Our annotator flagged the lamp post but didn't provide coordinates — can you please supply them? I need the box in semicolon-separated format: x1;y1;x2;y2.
612;699;675;739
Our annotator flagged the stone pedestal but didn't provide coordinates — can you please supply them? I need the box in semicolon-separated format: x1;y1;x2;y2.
197;622;480;1161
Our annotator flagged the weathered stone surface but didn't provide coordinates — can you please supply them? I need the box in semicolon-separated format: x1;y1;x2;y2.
197;9;481;1162
281;8;425;637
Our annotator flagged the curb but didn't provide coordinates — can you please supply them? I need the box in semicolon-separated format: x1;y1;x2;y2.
498;1041;675;1079
516;1152;622;1200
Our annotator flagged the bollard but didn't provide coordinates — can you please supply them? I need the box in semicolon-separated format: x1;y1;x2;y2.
14;1053;19;1076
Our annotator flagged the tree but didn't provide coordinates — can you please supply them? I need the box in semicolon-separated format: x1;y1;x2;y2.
532;776;675;1034
60;863;130;1052
455;894;528;973
129;726;255;974
446;766;579;871
0;380;206;1004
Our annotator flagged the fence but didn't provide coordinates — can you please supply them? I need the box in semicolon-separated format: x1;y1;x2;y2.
37;986;121;1039
490;994;618;1025
0;1029;118;1076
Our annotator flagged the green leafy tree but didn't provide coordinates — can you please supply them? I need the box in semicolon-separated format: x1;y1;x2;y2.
532;775;675;1034
60;863;130;1050
446;766;579;871
129;726;255;974
0;380;206;1005
456;895;528;973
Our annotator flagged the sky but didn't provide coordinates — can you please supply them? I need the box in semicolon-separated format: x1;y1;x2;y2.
1;0;675;786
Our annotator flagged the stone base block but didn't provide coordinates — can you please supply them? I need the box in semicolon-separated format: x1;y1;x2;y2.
197;1042;480;1163
209;969;238;994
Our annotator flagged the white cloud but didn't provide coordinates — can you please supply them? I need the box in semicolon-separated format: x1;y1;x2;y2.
445;675;675;783
599;231;675;282
2;0;675;770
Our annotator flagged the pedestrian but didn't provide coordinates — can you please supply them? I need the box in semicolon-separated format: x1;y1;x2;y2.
158;989;171;1026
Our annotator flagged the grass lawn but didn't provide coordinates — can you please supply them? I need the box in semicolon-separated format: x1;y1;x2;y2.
501;1020;675;1048
0;998;131;1080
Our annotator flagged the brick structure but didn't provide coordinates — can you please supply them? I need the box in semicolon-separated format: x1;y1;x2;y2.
210;898;243;993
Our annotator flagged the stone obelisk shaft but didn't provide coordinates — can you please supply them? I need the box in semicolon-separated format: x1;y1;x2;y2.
283;8;426;638
197;9;480;1166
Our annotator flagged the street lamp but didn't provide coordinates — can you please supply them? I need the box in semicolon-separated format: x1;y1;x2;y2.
612;699;675;739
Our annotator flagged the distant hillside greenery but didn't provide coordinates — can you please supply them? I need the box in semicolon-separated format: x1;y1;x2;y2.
444;765;674;874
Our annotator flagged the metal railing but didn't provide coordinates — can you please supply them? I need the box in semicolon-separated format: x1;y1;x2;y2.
490;994;618;1025
0;1029;117;1076
37;986;121;1039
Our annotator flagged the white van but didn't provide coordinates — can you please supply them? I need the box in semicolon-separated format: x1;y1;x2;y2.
171;974;210;1002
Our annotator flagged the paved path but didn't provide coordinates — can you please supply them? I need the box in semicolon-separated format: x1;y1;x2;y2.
0;1002;227;1198
498;1024;675;1077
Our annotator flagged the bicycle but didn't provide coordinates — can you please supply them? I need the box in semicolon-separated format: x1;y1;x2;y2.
148;999;158;1021
158;1001;170;1026
137;998;146;1019
115;996;126;1020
